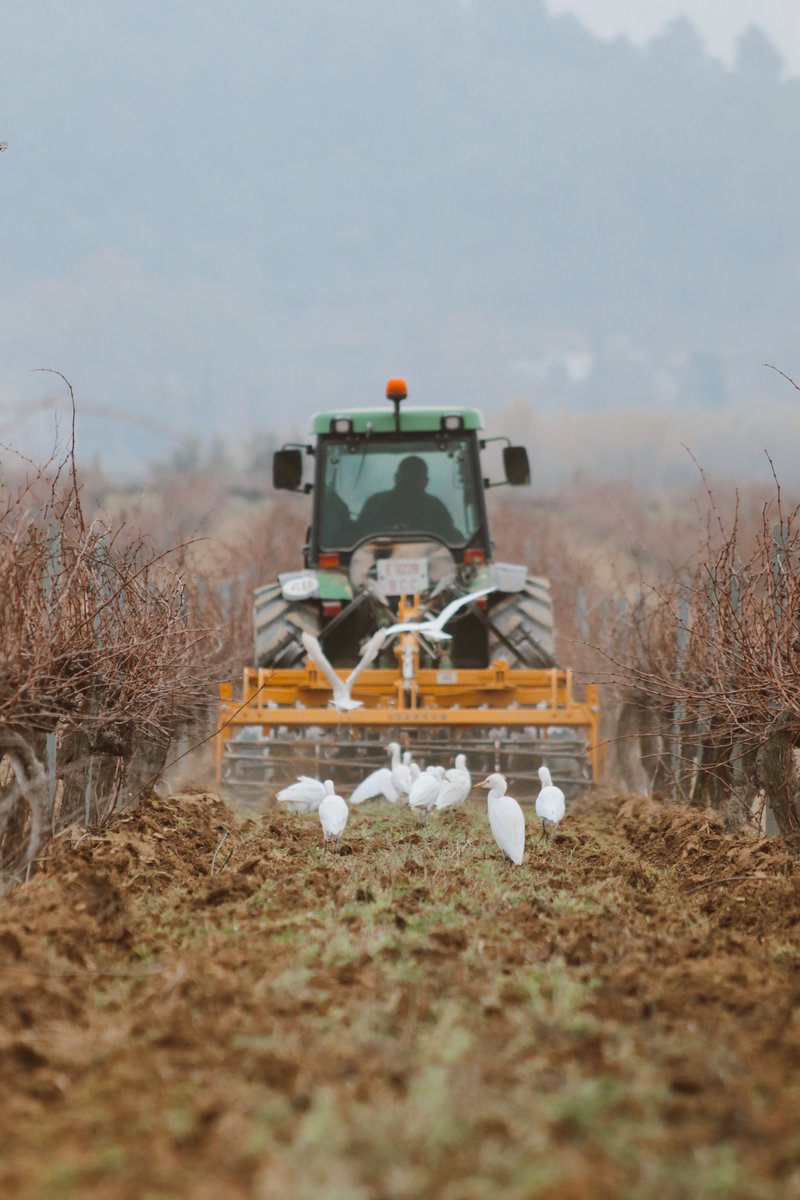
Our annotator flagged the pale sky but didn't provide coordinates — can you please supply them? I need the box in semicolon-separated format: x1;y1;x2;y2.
3;0;800;482
546;0;800;73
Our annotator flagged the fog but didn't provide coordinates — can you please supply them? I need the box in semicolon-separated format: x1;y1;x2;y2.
2;0;799;486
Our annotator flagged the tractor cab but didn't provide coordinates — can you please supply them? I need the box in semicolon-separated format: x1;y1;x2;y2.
274;380;530;565
271;381;531;668
314;425;484;557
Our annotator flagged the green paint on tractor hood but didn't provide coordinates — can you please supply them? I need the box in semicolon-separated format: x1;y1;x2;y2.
311;407;484;436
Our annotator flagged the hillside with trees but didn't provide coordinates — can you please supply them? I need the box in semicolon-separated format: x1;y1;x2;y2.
2;1;798;470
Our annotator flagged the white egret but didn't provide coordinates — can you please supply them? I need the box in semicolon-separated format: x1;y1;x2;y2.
301;629;386;711
277;776;333;813
387;742;413;798
382;587;496;642
404;751;423;782
319;787;348;851
435;753;471;811
408;765;445;822
536;765;565;840
350;766;398;805
478;773;525;865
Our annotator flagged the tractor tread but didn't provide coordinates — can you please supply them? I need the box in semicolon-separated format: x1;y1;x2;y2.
254;582;320;669
487;575;556;667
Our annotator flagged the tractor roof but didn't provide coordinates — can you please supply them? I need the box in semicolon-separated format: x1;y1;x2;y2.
311;406;485;435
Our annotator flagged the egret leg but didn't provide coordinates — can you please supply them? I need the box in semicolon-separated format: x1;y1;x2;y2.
540;820;547;841
335;834;341;852
500;848;506;864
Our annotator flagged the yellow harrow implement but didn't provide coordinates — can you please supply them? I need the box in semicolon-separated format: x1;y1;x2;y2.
217;599;601;801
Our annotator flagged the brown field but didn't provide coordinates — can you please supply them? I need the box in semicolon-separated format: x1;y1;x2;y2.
2;787;800;1199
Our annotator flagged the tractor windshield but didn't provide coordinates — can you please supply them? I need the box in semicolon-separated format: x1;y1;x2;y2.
318;437;481;549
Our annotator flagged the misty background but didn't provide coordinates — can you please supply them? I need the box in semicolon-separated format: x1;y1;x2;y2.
2;0;799;488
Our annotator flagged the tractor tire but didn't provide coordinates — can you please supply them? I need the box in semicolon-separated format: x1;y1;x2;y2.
487;575;556;668
254;583;321;669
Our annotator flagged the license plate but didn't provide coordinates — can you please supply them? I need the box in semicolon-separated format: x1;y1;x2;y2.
376;556;430;597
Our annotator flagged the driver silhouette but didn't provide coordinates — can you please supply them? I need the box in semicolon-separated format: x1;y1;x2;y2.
355;455;462;542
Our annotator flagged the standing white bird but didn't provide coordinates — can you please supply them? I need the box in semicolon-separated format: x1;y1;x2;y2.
408;765;445;822
387;741;414;799
479;773;525;865
404;750;423;779
350;766;398;805
276;776;333;813
535;765;565;840
435;753;471;811
318;786;348;851
382;587;496;642
301;629;386;711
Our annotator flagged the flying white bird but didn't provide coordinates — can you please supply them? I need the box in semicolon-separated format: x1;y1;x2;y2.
479;773;525;865
319;786;348;851
535;765;565;840
435;753;471;811
301;629;386;711
0;143;8;153
277;776;334;813
408;765;445;822
350;766;399;805
383;587;496;642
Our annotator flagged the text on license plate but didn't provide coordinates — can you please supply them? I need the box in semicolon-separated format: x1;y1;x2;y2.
376;557;430;596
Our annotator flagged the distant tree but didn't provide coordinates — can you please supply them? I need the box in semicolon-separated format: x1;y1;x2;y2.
245;432;280;476
648;16;707;72
207;436;232;473
736;25;784;82
168;437;202;474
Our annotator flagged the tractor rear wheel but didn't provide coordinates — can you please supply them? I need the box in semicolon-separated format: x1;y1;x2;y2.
254;583;321;669
487;575;556;668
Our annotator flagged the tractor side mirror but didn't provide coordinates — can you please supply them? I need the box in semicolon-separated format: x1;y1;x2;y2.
503;446;530;487
273;448;304;491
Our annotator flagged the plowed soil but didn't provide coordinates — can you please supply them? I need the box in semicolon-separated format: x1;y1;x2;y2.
2;789;800;1199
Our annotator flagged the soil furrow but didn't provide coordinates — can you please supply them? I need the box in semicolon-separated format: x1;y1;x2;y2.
1;790;799;1199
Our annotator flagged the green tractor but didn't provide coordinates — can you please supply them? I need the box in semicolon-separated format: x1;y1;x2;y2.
218;380;600;797
259;379;554;671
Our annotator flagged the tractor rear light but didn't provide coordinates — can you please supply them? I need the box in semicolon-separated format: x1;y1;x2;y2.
319;553;340;568
322;601;342;618
464;549;486;565
475;596;489;611
330;417;353;434
441;414;464;431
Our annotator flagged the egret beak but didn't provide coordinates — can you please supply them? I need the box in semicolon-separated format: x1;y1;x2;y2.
477;778;492;789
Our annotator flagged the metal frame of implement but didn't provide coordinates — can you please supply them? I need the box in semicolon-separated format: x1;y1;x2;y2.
217;663;601;793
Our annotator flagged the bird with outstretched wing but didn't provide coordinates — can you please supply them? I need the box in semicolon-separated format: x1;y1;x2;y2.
301;629;386;711
383;586;496;642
